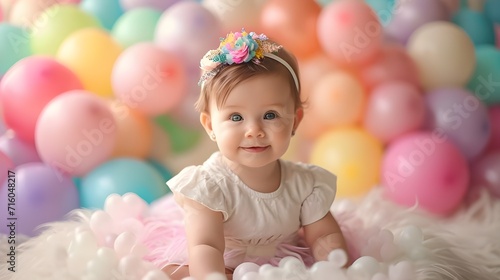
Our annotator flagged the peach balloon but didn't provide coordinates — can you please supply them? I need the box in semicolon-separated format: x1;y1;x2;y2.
112;42;186;116
311;71;366;126
363;81;425;143
109;100;153;159
296;107;332;141
202;0;266;34
317;0;383;65
310;126;383;197
260;0;322;59
35;90;117;176
9;0;83;29
298;53;338;101
407;21;476;90
0;0;16;21
358;43;420;90
57;27;122;98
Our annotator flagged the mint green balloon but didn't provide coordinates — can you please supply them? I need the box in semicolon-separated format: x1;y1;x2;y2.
111;8;162;48
30;4;101;55
0;23;32;75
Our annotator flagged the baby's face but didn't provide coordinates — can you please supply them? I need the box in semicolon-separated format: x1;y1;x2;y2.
209;74;299;169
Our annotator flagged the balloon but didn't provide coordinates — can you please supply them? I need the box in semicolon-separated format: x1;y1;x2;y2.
298;53;338;101
485;106;500;152
260;0;322;59
365;0;396;26
384;0;449;45
0;132;41;166
30;4;101;55
357;43;419;90
317;0;383;65
472;151;500;197
9;0;85;29
147;159;173;184
310;127;383;197
35;90;117;176
57;27;122;98
0;56;83;143
112;42;186;116
154;115;202;154
0;23;32;75
0;150;13;185
466;45;500;105
452;8;495;46
425;88;490;160
119;0;179;11
381;131;469;216
80;0;124;30
108;100;153;159
202;0;265;33
0;162;80;236
310;71;366;126
111;8;162;48
406;21;476;90
363;81;425;143
155;1;222;66
79;158;169;209
484;0;500;24
439;0;460;17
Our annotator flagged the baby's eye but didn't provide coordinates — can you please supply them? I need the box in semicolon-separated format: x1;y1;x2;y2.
230;114;243;122
264;112;277;120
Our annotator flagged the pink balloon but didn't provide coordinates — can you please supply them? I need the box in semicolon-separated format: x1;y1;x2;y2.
472;151;500;198
357;44;420;90
112;42;186;116
119;0;179;11
317;0;383;65
382;132;470;216
0;131;41;166
363;81;425;143
0;150;14;185
485;105;500;153
35;90;117;176
0;56;83;143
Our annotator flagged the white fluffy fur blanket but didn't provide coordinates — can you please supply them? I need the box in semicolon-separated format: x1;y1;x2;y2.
0;188;499;280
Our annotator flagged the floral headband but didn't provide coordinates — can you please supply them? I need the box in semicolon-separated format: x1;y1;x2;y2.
198;29;299;91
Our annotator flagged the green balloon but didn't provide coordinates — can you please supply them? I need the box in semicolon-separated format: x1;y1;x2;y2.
30;4;101;55
154;115;203;154
0;23;32;75
111;8;162;48
466;45;500;105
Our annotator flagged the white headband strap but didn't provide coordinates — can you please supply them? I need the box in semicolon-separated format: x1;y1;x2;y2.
264;53;299;91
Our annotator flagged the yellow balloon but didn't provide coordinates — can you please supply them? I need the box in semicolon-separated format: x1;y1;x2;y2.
57;27;122;98
108;100;153;159
310;126;383;197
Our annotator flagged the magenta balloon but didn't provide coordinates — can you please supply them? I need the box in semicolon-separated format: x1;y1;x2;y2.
0;162;80;236
119;0;179;11
363;81;425;143
385;0;449;45
0;132;41;166
0;150;14;186
425;88;491;160
472;152;500;198
382;131;469;216
0;56;83;143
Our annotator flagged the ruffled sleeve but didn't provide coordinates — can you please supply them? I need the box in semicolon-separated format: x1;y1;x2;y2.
166;166;229;221
300;165;337;226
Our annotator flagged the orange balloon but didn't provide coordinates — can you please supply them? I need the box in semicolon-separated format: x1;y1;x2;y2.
260;0;322;59
109;100;153;159
298;53;338;101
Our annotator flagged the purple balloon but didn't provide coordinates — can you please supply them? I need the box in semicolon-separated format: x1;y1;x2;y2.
0;131;41;166
385;0;449;45
119;0;180;11
0;151;14;186
0;162;80;237
425;88;491;160
472;151;500;198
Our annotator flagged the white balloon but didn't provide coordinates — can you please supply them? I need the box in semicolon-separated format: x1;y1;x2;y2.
118;255;144;277
397;226;424;252
205;272;227;280
89;210;115;240
142;270;171;280
328;249;348;268
114;231;137;257
348;256;380;279
388;261;416;280
233;262;260;280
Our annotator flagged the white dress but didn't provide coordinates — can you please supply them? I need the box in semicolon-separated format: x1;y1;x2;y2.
143;151;337;269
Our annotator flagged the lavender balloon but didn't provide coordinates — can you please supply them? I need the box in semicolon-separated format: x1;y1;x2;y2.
425;88;491;160
119;0;180;11
0;131;41;166
385;0;449;44
0;162;80;237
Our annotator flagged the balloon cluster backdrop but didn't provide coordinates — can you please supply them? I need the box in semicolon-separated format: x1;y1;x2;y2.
0;0;500;237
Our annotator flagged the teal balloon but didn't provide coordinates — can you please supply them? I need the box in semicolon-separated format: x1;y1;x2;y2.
484;0;500;24
0;23;32;75
365;0;396;26
111;8;162;48
147;159;173;193
80;158;168;209
80;0;124;30
467;45;500;105
452;8;495;46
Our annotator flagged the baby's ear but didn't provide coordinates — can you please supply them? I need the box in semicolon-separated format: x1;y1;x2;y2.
293;108;304;131
200;112;213;135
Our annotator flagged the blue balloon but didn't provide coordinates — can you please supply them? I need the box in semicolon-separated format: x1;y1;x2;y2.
0;23;32;75
484;0;500;24
467;45;500;105
80;158;168;209
452;8;495;46
80;0;124;30
365;0;396;26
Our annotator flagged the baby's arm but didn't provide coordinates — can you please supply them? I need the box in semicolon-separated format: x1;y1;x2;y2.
302;211;347;262
175;194;226;279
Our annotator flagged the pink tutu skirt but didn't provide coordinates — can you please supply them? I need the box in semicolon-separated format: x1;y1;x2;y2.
141;194;315;270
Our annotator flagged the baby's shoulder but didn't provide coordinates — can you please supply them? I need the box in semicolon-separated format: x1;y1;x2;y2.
282;160;337;186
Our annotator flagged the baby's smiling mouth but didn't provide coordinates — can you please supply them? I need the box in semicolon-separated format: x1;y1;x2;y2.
241;146;269;152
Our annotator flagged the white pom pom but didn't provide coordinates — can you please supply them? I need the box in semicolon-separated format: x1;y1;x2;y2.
347;256;380;279
259;266;285;280
310;260;345;280
205;272;227;280
105;193;128;221
122;192;148;217
233;262;260;280
118;254;144;277
89;210;114;239
388;261;416;280
86;247;118;279
142;270;171;280
279;256;307;278
114;232;137;257
372;272;390;280
327;249;348;268
397;226;423;252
